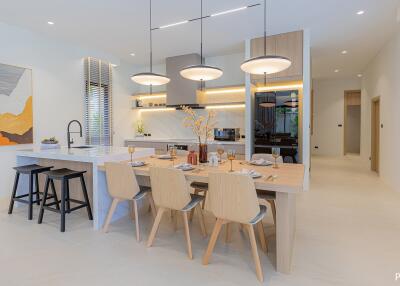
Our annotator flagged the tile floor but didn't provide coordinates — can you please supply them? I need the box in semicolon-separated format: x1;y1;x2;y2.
1;156;399;286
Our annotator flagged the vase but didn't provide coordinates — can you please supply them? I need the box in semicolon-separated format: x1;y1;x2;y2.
199;144;208;163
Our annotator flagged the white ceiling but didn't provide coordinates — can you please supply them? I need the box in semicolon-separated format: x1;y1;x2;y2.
0;0;399;79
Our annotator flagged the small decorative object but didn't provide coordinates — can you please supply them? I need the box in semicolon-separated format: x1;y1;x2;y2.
182;105;217;163
272;147;280;169
128;145;135;163
169;146;177;166
40;137;60;149
208;152;219;167
41;137;59;145
149;102;153;107
135;120;145;137
136;99;143;107
227;149;236;172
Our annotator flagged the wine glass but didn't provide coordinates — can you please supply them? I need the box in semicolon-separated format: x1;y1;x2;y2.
271;147;280;169
227;149;236;172
217;144;225;162
169;146;177;166
128;145;135;163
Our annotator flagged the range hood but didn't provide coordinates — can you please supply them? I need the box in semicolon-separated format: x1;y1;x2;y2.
166;54;204;108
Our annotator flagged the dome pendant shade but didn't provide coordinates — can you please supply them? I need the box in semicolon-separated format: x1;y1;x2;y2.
240;55;291;75
180;65;223;81
131;72;170;86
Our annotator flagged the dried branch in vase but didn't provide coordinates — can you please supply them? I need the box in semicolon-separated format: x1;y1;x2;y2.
181;105;217;145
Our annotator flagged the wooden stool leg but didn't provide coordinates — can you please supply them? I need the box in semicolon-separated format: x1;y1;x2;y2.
80;175;93;220
103;198;119;233
8;172;20;214
50;179;60;210
38;177;50;224
246;224;264;282
60;179;66;232
65;180;71;212
203;218;224;265
35;173;40;205
28;174;33;220
257;221;268;253
133;200;140;242
182;211;193;259
147;207;165;247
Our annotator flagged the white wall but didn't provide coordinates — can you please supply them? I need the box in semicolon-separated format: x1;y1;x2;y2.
361;27;400;190
0;22;127;198
311;78;361;156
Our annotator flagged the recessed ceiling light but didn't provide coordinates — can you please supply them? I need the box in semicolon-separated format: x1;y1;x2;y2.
130;53;135;56
334;69;340;73
341;50;348;54
357;10;365;15
357;74;363;78
47;21;54;25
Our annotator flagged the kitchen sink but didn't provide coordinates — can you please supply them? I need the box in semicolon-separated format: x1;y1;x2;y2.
71;146;94;149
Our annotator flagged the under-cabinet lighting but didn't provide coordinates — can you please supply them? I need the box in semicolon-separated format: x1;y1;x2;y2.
205;88;245;95
210;6;248;17
139;108;176;112
256;83;303;92
137;94;167;100
160;20;189;29
205;104;245;110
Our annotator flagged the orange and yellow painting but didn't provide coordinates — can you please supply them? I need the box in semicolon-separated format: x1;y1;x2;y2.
0;63;33;146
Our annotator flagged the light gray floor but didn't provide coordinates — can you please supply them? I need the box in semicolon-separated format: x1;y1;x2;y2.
1;156;399;286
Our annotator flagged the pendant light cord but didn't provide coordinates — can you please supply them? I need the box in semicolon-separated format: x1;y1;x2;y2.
150;0;153;73
200;0;203;64
263;0;266;56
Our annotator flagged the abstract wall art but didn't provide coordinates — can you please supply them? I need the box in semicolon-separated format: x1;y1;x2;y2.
0;63;33;145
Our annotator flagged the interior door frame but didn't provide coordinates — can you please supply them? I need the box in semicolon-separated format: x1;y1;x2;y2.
343;90;361;155
371;96;380;173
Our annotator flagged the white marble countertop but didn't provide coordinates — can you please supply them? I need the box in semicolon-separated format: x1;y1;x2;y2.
125;137;245;145
15;145;155;164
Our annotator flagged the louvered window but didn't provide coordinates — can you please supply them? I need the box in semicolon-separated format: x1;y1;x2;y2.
84;57;113;146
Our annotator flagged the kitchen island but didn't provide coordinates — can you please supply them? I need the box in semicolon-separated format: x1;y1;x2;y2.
15;146;155;229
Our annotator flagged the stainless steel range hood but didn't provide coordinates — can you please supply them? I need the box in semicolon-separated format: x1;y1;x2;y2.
166;54;203;108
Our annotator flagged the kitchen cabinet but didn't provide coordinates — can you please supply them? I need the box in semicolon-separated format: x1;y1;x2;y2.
250;30;303;84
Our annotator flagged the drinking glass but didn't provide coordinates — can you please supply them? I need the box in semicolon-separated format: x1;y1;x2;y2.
227;149;236;172
217;144;225;162
128;145;135;163
272;147;280;169
169;146;177;166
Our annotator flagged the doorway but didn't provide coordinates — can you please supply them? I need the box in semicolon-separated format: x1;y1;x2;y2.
344;90;361;155
371;97;380;173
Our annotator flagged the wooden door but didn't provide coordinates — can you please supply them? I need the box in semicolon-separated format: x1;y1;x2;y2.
371;98;380;172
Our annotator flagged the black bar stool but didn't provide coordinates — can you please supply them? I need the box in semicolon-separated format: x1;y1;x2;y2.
38;168;93;232
8;164;56;220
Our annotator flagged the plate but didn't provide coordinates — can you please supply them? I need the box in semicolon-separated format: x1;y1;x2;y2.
175;164;195;171
249;160;273;166
129;162;147;167
158;155;172;159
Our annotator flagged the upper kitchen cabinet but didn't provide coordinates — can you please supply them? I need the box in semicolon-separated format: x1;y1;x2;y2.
250;30;303;84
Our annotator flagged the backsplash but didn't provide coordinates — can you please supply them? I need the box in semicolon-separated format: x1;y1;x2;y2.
137;109;245;139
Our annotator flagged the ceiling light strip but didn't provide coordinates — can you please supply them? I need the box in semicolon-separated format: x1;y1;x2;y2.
151;3;260;30
205;104;245;110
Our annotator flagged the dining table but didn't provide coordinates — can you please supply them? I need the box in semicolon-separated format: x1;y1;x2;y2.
98;155;305;274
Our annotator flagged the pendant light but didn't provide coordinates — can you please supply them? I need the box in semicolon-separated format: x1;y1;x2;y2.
240;0;291;75
180;0;223;82
131;0;170;86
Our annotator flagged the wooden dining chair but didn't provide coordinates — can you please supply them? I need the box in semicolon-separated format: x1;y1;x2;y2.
251;153;281;225
103;162;156;241
147;166;207;259
203;172;267;282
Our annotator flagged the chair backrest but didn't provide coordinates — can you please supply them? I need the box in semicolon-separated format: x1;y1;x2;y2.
208;172;260;224
252;153;283;163
149;166;191;210
104;162;141;200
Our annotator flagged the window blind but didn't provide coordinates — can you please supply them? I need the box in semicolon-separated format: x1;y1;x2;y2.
84;57;113;146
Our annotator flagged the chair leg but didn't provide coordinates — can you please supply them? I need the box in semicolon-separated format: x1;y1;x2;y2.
148;193;157;219
35;173;40;205
80;175;93;220
60;180;66;232
147;207;165;247
203;218;224;265
182;211;193;259
50;179;60;210
103;198;119;233
268;200;276;225
189;189;199;221
202;190;207;209
246;224;264;282
257;221;268;253
133;200;140;242
129;201;135;220
225;223;231;243
8;172;20;214
28;174;33;220
196;204;207;237
38;177;50;224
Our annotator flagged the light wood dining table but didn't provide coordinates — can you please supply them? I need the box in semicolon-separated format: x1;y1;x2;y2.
99;155;305;274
